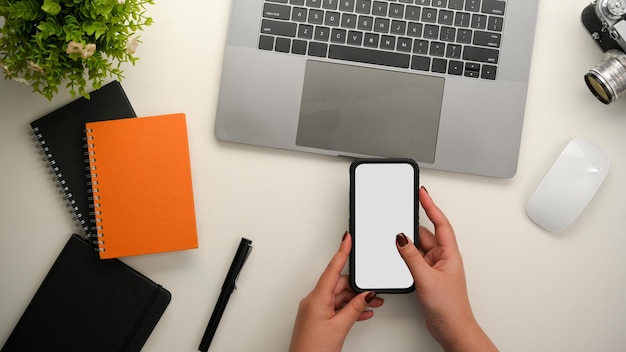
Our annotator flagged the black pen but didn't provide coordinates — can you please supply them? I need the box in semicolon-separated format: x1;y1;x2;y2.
198;237;253;352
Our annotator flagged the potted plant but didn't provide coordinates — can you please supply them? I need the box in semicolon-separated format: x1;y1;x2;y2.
0;0;154;100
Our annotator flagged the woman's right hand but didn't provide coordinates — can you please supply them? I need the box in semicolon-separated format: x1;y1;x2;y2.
396;187;498;352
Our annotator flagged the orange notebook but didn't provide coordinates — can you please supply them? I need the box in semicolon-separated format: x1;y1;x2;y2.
85;113;198;259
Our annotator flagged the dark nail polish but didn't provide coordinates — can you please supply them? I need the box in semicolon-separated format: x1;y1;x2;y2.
365;291;376;304
420;186;429;194
396;233;408;247
342;231;349;242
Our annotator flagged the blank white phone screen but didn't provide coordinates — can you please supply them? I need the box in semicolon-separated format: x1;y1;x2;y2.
354;163;415;290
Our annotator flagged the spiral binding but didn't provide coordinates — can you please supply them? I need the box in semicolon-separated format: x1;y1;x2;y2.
30;127;91;237
84;128;105;253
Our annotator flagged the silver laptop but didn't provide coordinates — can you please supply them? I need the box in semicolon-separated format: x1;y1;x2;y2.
215;0;539;178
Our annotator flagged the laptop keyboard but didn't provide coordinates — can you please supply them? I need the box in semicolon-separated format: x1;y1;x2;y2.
259;0;506;80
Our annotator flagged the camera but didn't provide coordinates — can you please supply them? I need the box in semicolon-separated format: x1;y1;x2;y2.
582;0;626;104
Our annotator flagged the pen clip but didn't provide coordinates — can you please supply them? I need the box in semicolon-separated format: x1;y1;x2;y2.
234;240;253;290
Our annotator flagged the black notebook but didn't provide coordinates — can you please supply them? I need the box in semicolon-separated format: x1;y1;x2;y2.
30;81;136;237
1;234;171;352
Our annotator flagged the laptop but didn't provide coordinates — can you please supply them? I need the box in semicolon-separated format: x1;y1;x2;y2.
215;0;540;178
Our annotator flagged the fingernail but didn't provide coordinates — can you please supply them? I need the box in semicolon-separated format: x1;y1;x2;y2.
365;291;376;304
396;233;408;247
420;185;429;194
342;231;349;242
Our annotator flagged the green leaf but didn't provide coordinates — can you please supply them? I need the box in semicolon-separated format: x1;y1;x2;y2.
41;0;61;15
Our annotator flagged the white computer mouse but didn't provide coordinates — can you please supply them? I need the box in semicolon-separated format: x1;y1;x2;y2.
527;138;610;232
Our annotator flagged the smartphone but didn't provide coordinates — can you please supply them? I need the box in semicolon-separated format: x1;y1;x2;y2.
349;158;419;294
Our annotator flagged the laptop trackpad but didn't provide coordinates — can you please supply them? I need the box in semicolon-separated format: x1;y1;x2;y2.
296;61;444;163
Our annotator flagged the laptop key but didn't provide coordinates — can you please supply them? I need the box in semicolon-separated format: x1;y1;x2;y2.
372;1;388;16
315;26;331;41
391;20;407;35
445;43;462;58
473;30;501;48
405;6;421;20
432;58;447;73
432;0;447;8
364;32;380;47
487;15;503;31
292;7;308;22
358;15;374;30
275;37;291;52
259;35;275;50
339;0;356;12
463;45;499;63
464;0;480;12
470;14;487;29
438;10;454;25
322;0;339;9
429;41;445;56
292;39;308;54
448;60;463;75
309;9;324;24
331;28;348;43
389;3;405;19
411;55;431;71
464;62;480;77
329;44;410;68
424;24;439;39
380;35;396;50
481;64;497;79
325;11;341;26
481;0;505;15
457;28;472;43
397;37;413;52
298;24;314;39
407;22;423;37
465;69;479;78
448;0;463;10
308;42;328;56
261;19;297;37
341;13;358;28
356;0;372;13
264;3;291;20
347;30;364;45
421;8;437;23
413;39;429;54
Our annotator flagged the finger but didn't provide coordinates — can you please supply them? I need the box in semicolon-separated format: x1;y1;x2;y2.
334;286;384;310
335;291;377;327
366;296;384;308
315;232;352;293
419;187;457;249
417;225;436;252
356;310;375;321
396;232;430;279
333;275;358;308
334;289;358;309
333;275;352;296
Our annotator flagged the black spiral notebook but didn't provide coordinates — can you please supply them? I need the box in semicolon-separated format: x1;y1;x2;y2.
30;81;136;236
1;234;171;352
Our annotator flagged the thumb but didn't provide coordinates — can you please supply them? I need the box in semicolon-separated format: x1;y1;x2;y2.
335;291;376;327
396;233;429;279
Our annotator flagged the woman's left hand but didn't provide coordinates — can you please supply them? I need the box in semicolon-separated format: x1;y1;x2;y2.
289;232;384;352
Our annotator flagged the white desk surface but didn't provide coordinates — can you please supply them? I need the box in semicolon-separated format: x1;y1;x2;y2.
1;1;626;351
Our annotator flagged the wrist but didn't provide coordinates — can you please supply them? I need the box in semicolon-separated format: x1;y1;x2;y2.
437;315;498;352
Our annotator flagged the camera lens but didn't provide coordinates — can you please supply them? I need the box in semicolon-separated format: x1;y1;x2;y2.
584;49;626;104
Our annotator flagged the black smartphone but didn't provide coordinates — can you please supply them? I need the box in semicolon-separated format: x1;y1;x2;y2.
349;158;419;294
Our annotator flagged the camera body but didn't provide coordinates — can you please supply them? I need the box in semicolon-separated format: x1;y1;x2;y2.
582;0;626;104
